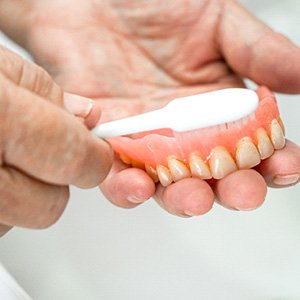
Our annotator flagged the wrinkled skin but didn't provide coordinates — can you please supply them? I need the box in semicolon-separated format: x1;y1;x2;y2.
1;0;299;217
0;46;112;237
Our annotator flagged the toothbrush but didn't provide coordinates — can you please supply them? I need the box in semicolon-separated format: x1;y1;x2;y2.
93;88;258;138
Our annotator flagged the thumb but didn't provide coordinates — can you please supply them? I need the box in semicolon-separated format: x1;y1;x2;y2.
1;75;113;188
219;1;300;93
0;46;113;188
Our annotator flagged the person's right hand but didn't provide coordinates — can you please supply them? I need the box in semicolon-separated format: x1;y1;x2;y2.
0;46;112;237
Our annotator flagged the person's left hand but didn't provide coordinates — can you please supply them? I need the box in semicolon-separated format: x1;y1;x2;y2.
3;0;299;216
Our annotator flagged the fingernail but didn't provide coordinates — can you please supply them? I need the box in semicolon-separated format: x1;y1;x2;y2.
184;210;199;217
273;174;300;186
234;206;260;211
64;93;94;118
127;196;144;204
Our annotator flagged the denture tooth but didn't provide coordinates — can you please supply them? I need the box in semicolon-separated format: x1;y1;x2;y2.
270;119;285;150
120;154;131;165
256;128;274;159
167;157;191;182
189;153;212;179
145;164;159;183
278;117;286;135
209;147;237;179
236;137;261;169
157;165;173;187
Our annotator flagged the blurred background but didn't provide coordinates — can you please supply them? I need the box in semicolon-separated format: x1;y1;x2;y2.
0;1;299;299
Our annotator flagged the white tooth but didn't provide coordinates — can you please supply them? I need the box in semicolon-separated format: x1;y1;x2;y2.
236;137;261;169
145;164;159;182
209;147;237;179
189;153;212;179
167;157;191;182
256;128;274;159
270;119;285;150
119;154;131;165
278;117;286;135
157;165;173;187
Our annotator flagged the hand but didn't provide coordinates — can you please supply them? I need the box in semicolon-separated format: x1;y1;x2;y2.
0;46;112;237
3;0;299;216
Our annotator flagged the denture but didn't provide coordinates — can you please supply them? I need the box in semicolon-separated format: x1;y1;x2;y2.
108;86;285;187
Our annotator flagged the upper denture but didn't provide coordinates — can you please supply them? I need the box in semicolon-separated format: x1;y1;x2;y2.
109;86;285;186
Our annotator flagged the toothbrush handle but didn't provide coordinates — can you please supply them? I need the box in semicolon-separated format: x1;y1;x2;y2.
92;109;166;138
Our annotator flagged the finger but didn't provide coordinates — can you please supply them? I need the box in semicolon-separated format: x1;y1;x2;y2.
1;76;112;188
220;1;300;93
0;46;102;128
0;166;68;228
0;224;12;238
154;178;214;217
64;93;101;129
100;158;156;208
214;170;267;211
0;45;63;103
84;101;101;129
255;140;300;188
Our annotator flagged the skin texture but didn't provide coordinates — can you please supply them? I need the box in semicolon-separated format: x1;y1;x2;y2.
0;0;299;218
0;46;113;237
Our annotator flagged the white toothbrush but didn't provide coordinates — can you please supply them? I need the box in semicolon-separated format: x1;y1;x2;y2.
93;88;258;138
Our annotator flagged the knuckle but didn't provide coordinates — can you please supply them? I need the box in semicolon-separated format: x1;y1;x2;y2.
20;62;48;91
27;64;63;104
0;46;62;105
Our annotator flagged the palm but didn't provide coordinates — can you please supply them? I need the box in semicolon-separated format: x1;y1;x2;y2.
27;0;300;214
28;0;246;120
